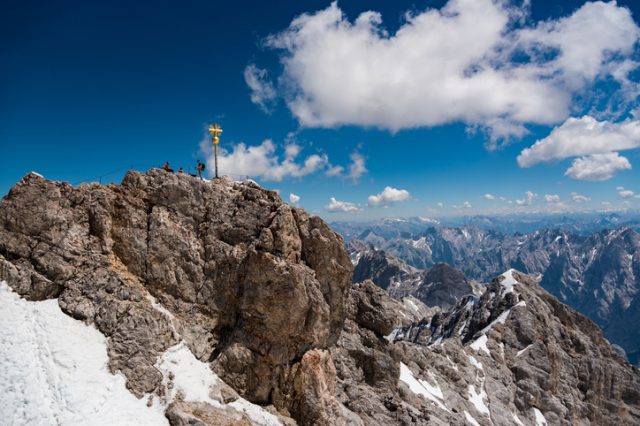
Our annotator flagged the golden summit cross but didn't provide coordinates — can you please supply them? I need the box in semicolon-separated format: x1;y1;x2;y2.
208;123;223;178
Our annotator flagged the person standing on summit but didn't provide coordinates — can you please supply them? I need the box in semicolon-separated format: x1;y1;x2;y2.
196;160;205;180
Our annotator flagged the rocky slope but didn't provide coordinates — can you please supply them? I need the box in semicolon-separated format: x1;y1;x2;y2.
0;170;351;424
1;171;639;425
349;243;481;309
347;225;640;364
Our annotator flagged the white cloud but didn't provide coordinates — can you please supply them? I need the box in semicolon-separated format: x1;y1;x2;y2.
617;186;635;198
518;116;640;179
515;191;537;206
347;152;367;182
325;165;344;177
570;192;591;203
325;152;367;182
262;0;639;139
325;197;361;212
436;202;444;208
452;201;472;209
209;139;328;181
202;138;369;183
544;194;561;203
482;193;495;200
564;152;632;181
289;193;300;206
244;64;277;113
368;186;411;207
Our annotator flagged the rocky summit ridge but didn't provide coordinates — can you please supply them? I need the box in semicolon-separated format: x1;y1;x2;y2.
1;170;639;425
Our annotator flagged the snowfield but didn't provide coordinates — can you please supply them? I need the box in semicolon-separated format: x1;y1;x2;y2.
0;280;168;426
0;281;281;426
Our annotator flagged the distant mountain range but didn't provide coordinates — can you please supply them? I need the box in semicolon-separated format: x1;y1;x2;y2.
332;211;640;240
343;219;640;365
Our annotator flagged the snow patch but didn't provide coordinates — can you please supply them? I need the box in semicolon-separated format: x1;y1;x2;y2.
412;237;427;248
470;334;490;355
500;269;519;295
384;327;401;342
513;413;526;426
157;342;222;406
405;298;419;312
468;384;489;416
0;280;168;426
517;344;533;357
464;410;481;426
468;355;483;370
399;363;449;412
0;280;281;426
533;407;548;426
155;342;282;426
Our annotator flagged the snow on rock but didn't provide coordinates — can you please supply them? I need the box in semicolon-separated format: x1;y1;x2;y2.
157;342;223;405
468;384;490;416
468;355;483;370
464;410;481;426
533;407;548;426
500;269;519;295
399;363;450;412
404;298;419;313
517;344;533;357
0;280;168;426
384;327;401;342
512;413;526;426
0;280;282;426
155;341;282;426
469;334;490;355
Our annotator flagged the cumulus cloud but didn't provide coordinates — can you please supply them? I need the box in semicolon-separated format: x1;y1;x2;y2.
209;139;327;181
244;64;277;113
260;0;639;139
436;202;444;208
202;137;369;183
325;197;361;212
544;194;561;203
482;193;496;200
368;187;411;207
289;193;300;206
617;186;635;198
571;192;591;203
564;152;632;181
515;191;537;206
324;152;367;182
325;165;344;177
452;201;473;209
518;116;640;179
347;152;367;182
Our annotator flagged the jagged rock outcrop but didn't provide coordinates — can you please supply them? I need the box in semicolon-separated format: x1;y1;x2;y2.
347;224;640;364
2;171;640;426
349;243;480;309
0;170;352;424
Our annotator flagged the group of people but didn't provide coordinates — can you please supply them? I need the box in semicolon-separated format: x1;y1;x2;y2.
162;160;206;180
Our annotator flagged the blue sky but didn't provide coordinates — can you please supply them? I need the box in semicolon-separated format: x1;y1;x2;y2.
2;0;640;220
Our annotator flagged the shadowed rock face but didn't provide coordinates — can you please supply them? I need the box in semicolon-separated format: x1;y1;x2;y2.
0;170;352;423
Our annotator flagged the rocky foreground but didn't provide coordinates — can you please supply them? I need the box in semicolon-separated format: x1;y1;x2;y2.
1;170;639;425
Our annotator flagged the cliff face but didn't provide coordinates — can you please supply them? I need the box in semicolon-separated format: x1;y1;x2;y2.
1;171;640;426
0;170;351;423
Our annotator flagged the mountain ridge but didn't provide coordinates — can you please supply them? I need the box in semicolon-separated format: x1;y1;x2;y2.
1;170;639;425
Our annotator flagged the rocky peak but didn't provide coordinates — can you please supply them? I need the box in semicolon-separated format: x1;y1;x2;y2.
0;169;352;423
